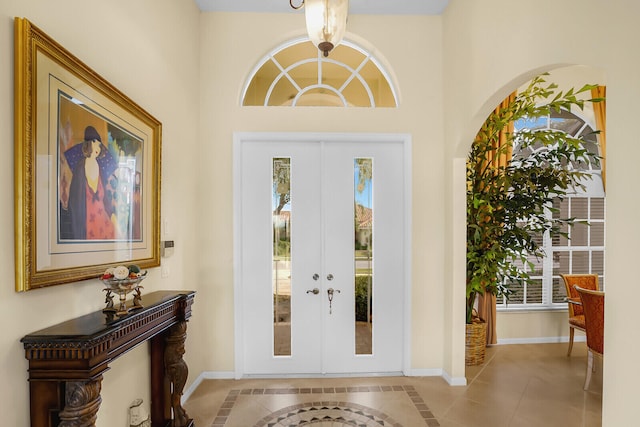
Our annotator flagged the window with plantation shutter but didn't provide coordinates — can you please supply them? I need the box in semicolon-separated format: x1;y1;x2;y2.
497;110;605;310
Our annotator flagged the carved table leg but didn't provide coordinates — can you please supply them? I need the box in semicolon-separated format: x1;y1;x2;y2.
164;322;192;426
58;376;103;427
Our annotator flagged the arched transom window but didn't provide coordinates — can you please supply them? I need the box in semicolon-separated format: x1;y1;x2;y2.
241;38;398;107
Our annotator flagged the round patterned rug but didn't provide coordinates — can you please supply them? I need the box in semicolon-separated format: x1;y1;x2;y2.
211;384;439;426
254;400;401;427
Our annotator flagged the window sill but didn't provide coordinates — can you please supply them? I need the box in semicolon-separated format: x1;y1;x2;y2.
497;305;567;314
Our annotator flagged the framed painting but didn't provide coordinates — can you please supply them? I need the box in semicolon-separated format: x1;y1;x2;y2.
14;18;162;291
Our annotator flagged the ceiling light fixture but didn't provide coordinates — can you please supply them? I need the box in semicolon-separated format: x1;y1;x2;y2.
290;0;349;57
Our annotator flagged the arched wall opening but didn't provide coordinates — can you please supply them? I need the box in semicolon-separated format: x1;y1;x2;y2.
452;63;606;372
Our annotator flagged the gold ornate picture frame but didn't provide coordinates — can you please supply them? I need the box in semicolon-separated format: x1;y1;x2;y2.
14;18;162;291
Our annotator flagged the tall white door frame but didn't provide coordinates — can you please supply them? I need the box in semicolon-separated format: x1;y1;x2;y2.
233;132;412;378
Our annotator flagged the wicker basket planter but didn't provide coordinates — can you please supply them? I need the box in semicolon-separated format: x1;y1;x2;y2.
465;317;487;365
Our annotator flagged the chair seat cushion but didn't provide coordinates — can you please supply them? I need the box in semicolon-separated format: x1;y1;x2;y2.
569;315;585;329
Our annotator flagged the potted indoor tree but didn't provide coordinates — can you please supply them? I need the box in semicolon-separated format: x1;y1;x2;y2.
466;74;603;364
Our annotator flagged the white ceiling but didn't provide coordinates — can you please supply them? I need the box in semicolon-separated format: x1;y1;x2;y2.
195;0;449;15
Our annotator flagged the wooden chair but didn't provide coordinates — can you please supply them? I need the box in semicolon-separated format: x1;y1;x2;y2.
560;274;599;356
575;286;604;390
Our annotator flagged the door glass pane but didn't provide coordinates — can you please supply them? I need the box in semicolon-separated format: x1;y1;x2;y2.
273;158;291;356
354;158;373;355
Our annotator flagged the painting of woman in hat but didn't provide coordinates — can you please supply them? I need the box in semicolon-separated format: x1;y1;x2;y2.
64;125;119;240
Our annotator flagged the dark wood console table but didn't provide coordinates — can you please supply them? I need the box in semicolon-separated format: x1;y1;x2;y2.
21;290;196;427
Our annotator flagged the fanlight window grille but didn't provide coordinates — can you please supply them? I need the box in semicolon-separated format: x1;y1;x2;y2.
242;38;398;107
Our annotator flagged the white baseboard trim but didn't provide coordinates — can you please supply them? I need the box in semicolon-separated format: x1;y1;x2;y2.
497;335;586;345
404;368;443;377
182;371;235;403
405;368;466;386
441;370;467;386
246;372;406;379
182;368;468;402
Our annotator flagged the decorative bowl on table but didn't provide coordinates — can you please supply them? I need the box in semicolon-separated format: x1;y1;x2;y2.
100;265;147;316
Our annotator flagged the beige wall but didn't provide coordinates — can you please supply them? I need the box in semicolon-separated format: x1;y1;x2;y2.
1;0;637;425
497;311;577;343
443;0;640;424
196;10;601;380
0;1;200;426
197;12;446;373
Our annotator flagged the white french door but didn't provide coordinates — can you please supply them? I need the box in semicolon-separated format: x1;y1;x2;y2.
236;134;408;376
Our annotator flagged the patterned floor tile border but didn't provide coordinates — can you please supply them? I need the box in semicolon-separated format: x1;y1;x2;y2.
210;385;440;427
256;401;400;427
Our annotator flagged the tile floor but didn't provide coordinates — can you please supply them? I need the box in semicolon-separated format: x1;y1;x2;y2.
183;342;602;427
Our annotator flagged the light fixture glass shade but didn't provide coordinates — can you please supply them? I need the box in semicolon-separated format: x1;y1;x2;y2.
304;0;348;57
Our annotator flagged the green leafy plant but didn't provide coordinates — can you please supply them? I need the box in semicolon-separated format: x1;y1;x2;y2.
355;275;372;322
466;74;603;324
